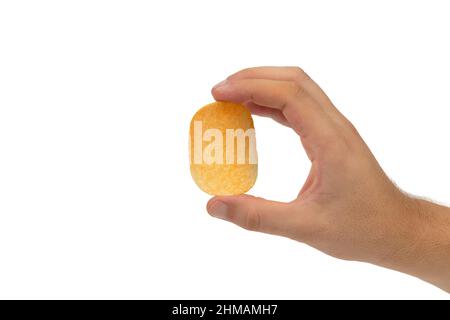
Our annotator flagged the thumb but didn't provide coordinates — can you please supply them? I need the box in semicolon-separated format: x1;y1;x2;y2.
206;195;293;237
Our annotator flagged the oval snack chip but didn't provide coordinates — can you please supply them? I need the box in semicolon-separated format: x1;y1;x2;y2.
189;101;258;195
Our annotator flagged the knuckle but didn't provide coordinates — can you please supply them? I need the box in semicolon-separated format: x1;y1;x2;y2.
292;66;310;82
244;208;261;231
287;81;305;98
280;82;310;112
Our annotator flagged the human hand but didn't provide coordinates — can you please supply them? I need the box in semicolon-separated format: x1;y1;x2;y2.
207;67;450;292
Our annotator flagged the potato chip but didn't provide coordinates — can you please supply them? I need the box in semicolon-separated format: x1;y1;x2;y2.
189;101;258;195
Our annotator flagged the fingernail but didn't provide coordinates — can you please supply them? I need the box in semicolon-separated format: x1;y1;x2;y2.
208;201;228;220
213;80;227;89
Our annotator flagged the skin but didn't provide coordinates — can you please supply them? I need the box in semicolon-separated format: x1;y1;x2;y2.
206;66;450;293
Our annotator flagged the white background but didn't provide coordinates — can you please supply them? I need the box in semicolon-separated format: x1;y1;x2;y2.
0;1;449;299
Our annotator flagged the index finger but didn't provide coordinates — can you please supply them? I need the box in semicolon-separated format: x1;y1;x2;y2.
212;78;333;139
227;66;337;112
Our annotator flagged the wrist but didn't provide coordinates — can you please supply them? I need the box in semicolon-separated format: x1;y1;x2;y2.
377;196;450;292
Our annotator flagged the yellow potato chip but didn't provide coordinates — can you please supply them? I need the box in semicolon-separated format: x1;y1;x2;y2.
189;101;258;195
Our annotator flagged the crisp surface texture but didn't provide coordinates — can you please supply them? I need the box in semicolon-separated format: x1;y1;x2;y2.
190;101;257;195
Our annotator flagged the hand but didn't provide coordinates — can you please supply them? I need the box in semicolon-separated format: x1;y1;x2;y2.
207;66;450;292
